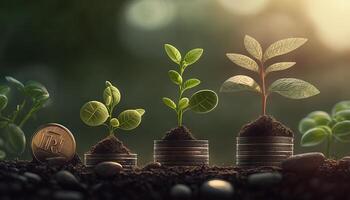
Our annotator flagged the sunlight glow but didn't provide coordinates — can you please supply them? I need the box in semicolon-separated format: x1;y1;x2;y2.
218;0;269;15
304;0;350;51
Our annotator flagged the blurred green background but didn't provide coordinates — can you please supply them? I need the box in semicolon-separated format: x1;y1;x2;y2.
1;0;350;165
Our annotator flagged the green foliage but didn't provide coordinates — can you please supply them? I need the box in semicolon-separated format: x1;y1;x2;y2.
80;81;145;136
0;76;50;159
163;44;218;127
221;35;319;115
299;101;350;158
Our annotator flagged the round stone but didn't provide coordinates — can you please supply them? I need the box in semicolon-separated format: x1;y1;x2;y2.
23;172;42;183
53;190;83;200
94;161;123;178
170;184;192;200
282;152;325;172
55;170;80;189
200;179;234;200
248;172;282;187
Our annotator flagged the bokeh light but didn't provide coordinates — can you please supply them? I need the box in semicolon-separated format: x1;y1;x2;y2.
125;0;176;31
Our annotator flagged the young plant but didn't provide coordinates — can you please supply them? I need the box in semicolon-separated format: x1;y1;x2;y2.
299;101;350;158
163;44;218;127
220;35;319;115
0;76;50;159
80;81;145;137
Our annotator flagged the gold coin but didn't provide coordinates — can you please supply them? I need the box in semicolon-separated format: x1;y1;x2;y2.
31;123;76;163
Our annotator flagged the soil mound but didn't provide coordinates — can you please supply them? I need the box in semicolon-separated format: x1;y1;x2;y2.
239;115;293;137
162;126;196;140
89;135;131;154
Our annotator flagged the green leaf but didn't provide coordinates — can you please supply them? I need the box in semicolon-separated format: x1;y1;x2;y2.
298;118;317;134
168;70;182;85
263;38;308;62
189;90;218;113
332;101;350;116
164;44;181;64
184;48;203;67
118;110;142;131
0;150;5;160
268;78;319;99
220;75;261;93
0;121;7;129
162;97;176;110
80;101;109;126
334;110;350;122
226;53;259;72
110;118;120;128
184;79;200;91
179;97;189;110
135;109;145;116
244;35;263;61
265;62;296;75
5;76;24;90
333;121;350;142
0;95;8;111
6;124;26;155
307;111;331;125
0;85;10;95
301;127;327;147
103;82;121;108
24;81;50;103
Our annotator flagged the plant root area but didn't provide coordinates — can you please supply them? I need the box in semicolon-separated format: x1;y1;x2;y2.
0;159;350;200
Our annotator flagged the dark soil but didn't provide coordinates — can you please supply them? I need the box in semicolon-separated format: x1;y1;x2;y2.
1;158;350;199
239;115;294;137
162;126;196;140
89;135;131;154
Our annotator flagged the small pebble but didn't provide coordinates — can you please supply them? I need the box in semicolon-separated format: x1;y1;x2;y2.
282;152;325;172
53;190;83;200
248;172;282;187
170;184;192;200
23;172;42;183
339;156;350;166
94;162;123;178
143;162;162;170
55;170;80;189
200;179;234;200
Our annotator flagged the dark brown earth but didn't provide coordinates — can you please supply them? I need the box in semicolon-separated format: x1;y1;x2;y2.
239;115;294;137
1;158;350;199
162;126;196;140
89;135;131;154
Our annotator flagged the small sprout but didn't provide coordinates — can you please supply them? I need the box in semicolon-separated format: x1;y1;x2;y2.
163;44;218;126
80;81;145;136
220;35;319;115
0;76;50;159
299;101;350;158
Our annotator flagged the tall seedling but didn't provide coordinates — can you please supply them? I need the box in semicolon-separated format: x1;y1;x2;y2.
221;35;319;115
163;44;218;126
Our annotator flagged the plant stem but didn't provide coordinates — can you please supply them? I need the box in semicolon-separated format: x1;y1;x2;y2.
326;133;332;158
19;106;36;128
259;61;267;115
177;65;185;127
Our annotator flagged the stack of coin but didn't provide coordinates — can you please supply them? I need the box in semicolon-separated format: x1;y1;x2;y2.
236;136;293;167
84;153;137;169
154;140;209;166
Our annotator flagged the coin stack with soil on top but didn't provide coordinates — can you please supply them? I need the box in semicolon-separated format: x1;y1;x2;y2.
154;126;209;166
84;135;137;169
236;116;294;167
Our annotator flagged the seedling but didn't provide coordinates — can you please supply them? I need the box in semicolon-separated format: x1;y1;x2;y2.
0;76;50;159
220;35;319;115
162;44;218;126
299;101;350;158
80;81;145;136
